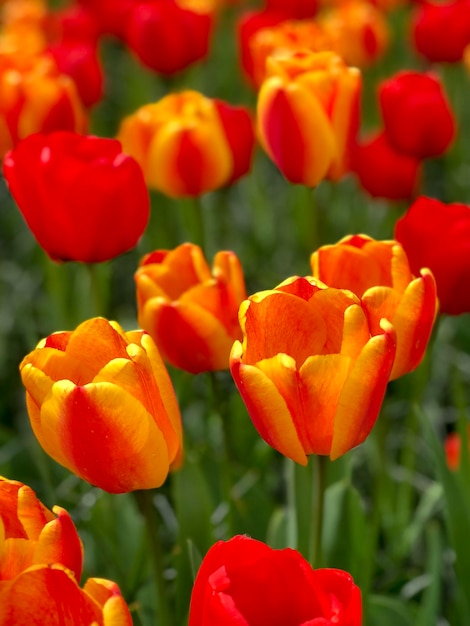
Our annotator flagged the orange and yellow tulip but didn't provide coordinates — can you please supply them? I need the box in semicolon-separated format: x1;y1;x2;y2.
0;476;83;582
230;276;396;463
117;90;255;198
257;49;361;187
19;317;183;494
310;235;438;379
136;243;246;374
0;477;132;626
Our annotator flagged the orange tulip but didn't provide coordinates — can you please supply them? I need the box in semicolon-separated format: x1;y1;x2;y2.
19;317;183;494
0;476;83;582
135;243;246;374
0;477;132;625
117;90;255;198
0;52;86;156
230;276;396;463
310;235;438;380
257;49;361;186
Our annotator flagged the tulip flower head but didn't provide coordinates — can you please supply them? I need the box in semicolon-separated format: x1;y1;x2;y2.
3;131;150;263
19;317;183;494
378;70;456;160
0;477;133;625
189;535;362;626
136;243;247;374
351;130;422;201
395;196;470;315
311;235;438;379
118;91;255;198
230;276;396;463
257;49;361;187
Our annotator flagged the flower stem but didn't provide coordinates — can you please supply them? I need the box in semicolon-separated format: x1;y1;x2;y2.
133;490;172;626
310;454;327;569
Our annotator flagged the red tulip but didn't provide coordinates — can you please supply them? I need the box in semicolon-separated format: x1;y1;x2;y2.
189;535;362;625
352;130;422;200
411;0;470;63
394;196;470;315
3;131;149;263
265;0;318;18
125;0;213;75
378;70;455;159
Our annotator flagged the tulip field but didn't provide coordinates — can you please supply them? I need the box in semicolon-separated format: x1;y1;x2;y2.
1;0;470;624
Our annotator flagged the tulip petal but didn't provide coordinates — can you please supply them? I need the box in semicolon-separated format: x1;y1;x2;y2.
84;578;133;626
340;304;371;361
40;380;171;493
298;354;351;455
331;321;396;459
230;345;307;464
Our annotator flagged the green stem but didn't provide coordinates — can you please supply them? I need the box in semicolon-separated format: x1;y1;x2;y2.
292;184;320;255
209;371;235;535
310;454;327;569
284;458;298;550
179;196;207;252
132;490;172;626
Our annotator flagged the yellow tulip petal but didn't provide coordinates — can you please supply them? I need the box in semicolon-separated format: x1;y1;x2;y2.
331;321;396;460
340;304;371;362
230;345;307;465
298;354;351;455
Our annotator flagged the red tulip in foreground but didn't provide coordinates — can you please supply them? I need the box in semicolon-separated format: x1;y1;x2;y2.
230;276;396;463
135;243;246;374
395;196;470;315
19;317;183;493
188;535;362;625
3;131;149;263
0;476;132;625
378;70;455;160
311;235;438;379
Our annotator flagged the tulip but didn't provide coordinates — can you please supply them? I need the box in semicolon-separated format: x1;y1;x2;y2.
0;476;133;625
351;130;422;201
257;50;361;187
319;0;390;68
125;0;214;76
394;196;470;315
117;91;255;198
189;535;362;626
3;131;149;263
310;235;438;380
411;0;470;63
0;476;83;582
0;569;133;625
265;0;318;19
19;317;183;493
0;53;86;156
77;0;134;39
230;276;396;463
136;243;246;374
378;70;455;160
245;19;333;89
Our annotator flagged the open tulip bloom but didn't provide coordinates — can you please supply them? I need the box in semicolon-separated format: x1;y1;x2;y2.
230;275;397;463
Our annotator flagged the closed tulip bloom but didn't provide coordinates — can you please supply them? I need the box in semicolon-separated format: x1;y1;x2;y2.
136;243;246;374
265;0;318;19
3;131;149;263
0;53;86;156
189;535;362;626
117;91;255;198
19;317;183;494
311;235;438;379
125;0;213;76
351;130;422;201
379;70;455;159
257;50;361;187
319;0;390;68
0;477;133;626
395;196;470;315
230;276;396;463
411;0;470;63
0;476;83;582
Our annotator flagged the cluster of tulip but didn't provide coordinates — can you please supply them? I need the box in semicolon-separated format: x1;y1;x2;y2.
1;0;470;624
